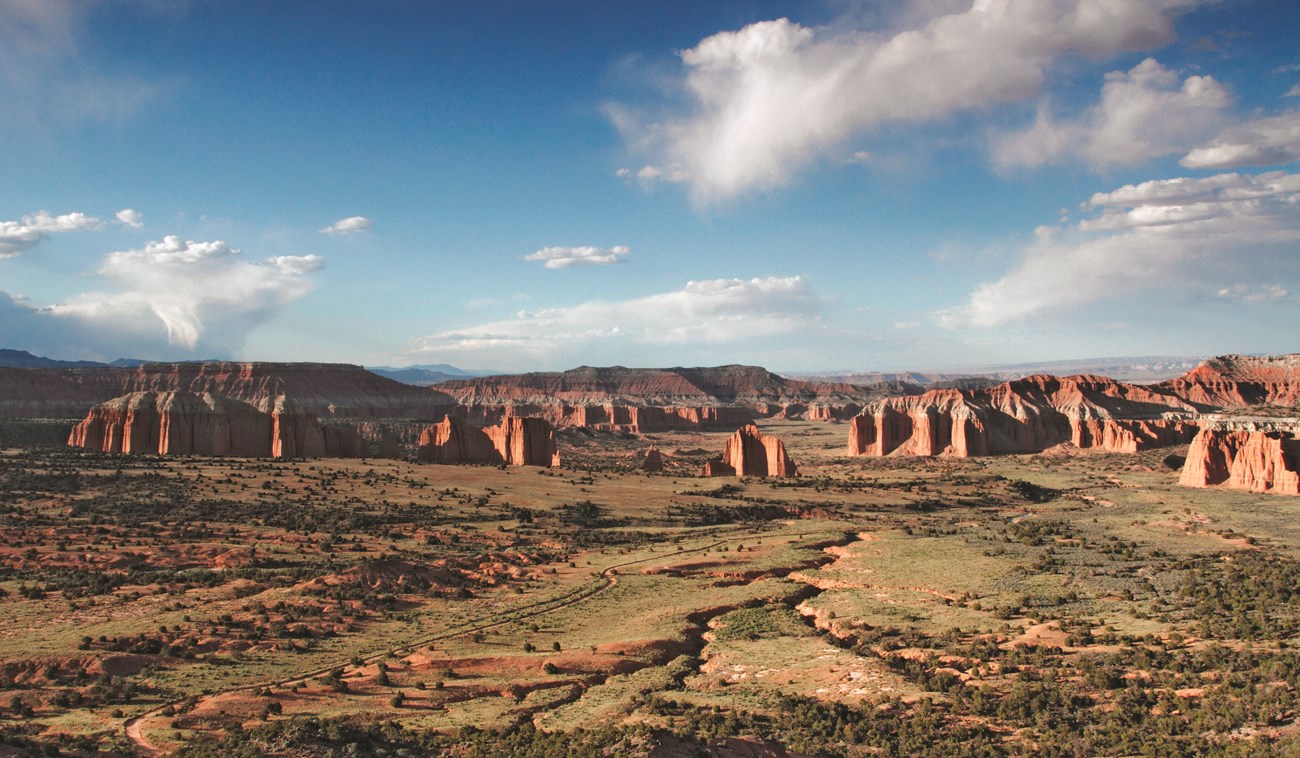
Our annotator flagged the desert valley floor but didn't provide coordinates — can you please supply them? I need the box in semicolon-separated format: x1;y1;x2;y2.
5;412;1300;756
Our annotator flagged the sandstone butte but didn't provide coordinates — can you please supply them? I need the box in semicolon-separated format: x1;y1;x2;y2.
416;415;559;467
847;374;1199;458
0;361;455;420
641;446;664;473
68;391;367;459
1179;427;1300;496
703;424;798;477
434;364;874;428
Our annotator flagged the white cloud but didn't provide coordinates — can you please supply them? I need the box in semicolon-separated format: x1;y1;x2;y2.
994;58;1231;169
319;215;373;235
1217;283;1288;303
415;275;822;362
1180;111;1300;169
524;245;631;269
939;170;1300;328
611;0;1196;204
1287;84;1300;98
43;235;323;352
0;210;101;257
114;208;143;229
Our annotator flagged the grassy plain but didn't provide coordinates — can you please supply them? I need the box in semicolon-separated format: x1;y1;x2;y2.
2;420;1300;755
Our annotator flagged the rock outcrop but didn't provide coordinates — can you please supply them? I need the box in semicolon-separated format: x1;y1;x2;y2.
417;416;559;467
267;396;366;458
641;447;664;473
68;392;273;456
1179;427;1300;495
703;425;797;477
1160;354;1300;410
487;417;560;467
847;375;1198;458
417;416;502;465
68;392;365;459
437;365;876;425
1;361;456;420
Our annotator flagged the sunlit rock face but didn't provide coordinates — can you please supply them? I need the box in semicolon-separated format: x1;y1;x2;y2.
702;424;798;477
1180;427;1300;496
417;416;559;467
69;391;365;459
847;375;1197;457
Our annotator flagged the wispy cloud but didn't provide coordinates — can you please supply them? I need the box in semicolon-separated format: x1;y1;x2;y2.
1180;111;1300;169
994;58;1231;170
0;1;164;134
938;171;1300;328
0;210;101;257
524;245;630;269
415;275;822;364
610;0;1196;204
319;215;373;235
1217;283;1288;304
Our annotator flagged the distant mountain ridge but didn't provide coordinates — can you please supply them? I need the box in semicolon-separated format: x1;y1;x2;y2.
367;364;495;386
0;350;192;370
797;355;1209;386
0;349;107;369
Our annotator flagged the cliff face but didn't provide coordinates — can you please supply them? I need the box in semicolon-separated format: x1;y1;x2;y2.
437;364;873;424
417;416;559;467
706;424;797;477
68;392;273;456
1159;354;1300;410
1179;428;1300;495
68;392;365;459
457;401;764;433
847;375;1198;458
1;362;455;419
267;396;366;459
486;417;560;467
417;416;501;465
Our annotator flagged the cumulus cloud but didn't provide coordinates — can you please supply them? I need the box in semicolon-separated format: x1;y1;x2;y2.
0;210;101;257
524;245;631;269
27;235;323;354
114;208;143;229
994;58;1231;169
415;275;822;363
939;170;1300;328
1180;111;1300;169
611;0;1196;203
319;215;373;235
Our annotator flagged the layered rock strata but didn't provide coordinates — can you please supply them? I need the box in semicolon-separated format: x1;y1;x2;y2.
1159;354;1300;410
437;364;873;425
1;361;455;419
847;375;1198;458
1179;427;1300;495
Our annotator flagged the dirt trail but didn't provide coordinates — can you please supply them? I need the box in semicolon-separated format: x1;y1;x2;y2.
122;531;819;756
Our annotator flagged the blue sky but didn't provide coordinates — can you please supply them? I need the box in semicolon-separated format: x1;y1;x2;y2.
1;0;1297;372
